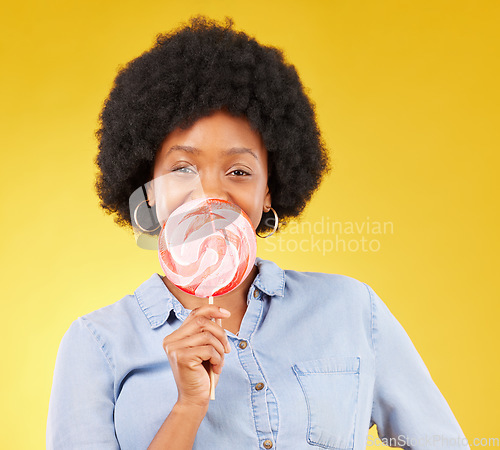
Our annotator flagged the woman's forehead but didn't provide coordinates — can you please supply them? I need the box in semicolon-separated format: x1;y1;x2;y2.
158;110;267;158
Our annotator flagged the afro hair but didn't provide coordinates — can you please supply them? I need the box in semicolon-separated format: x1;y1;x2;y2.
94;15;331;236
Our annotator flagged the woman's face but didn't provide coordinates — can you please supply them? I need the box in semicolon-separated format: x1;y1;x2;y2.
147;110;271;231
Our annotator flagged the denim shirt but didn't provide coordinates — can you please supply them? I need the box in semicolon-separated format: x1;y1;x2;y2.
47;257;469;449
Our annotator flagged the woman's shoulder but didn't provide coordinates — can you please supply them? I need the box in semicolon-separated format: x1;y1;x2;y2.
285;265;367;288
79;291;138;327
257;257;374;308
276;261;371;294
286;266;373;309
66;274;162;341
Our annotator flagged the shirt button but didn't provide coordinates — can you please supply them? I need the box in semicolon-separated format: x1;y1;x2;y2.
263;440;273;449
255;382;265;391
238;340;248;349
253;289;259;298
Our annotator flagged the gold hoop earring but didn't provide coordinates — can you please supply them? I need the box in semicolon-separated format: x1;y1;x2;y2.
133;199;160;233
256;207;279;238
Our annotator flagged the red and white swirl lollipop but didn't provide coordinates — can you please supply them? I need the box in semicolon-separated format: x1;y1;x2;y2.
158;197;257;298
158;197;257;399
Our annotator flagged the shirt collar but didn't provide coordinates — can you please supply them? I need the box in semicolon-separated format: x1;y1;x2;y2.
134;256;285;329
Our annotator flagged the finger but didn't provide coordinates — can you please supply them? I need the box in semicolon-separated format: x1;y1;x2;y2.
173;330;227;359
181;346;225;373
170;315;231;353
202;360;223;378
184;305;231;325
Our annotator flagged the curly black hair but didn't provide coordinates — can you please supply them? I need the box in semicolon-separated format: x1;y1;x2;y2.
94;15;331;236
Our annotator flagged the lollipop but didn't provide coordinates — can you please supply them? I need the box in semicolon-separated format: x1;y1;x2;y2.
158;197;257;399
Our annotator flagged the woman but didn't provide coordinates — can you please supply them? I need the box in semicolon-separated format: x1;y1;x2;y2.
47;16;468;450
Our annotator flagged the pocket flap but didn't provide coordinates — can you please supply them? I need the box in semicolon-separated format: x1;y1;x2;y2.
293;356;360;375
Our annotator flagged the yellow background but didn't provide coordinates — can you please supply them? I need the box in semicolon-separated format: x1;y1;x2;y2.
1;0;498;448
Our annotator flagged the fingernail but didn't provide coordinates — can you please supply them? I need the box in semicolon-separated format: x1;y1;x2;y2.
219;307;231;316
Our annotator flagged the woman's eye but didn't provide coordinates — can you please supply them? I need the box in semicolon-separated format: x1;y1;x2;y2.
172;166;196;174
230;169;250;176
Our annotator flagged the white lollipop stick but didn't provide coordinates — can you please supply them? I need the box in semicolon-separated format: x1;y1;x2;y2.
208;295;220;400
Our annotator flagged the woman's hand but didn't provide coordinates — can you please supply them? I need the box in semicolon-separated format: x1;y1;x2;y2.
163;305;232;409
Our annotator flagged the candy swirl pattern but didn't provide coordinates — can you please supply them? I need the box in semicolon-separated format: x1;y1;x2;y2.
158;198;257;298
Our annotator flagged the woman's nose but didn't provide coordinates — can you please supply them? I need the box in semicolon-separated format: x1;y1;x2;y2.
191;174;229;202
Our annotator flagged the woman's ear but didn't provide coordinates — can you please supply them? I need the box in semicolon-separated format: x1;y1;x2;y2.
263;186;272;212
146;181;155;207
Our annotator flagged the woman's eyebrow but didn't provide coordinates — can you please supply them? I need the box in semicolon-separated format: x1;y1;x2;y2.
166;145;258;160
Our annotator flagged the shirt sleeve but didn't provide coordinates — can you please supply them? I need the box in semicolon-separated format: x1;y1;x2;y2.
365;283;470;450
47;317;120;449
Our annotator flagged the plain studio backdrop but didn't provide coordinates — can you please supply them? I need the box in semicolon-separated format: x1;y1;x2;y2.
1;0;498;448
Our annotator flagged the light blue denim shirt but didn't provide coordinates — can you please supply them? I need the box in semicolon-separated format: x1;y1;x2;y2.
47;257;469;449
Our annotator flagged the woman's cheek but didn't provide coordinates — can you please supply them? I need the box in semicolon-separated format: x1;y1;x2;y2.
155;195;185;227
152;174;194;225
242;189;266;231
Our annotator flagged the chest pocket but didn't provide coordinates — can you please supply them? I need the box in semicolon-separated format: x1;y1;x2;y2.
292;356;360;449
